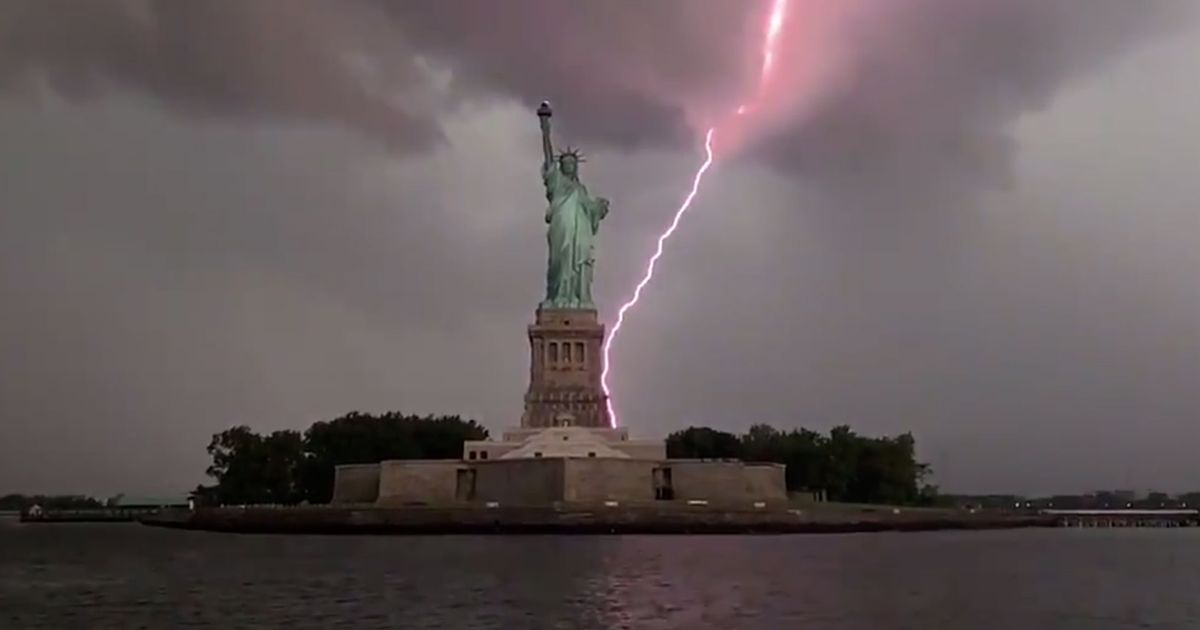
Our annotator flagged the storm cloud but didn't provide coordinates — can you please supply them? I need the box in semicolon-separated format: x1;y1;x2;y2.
3;1;1188;178
0;0;436;149
0;1;1197;496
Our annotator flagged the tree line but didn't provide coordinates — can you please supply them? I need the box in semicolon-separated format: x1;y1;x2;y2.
0;494;104;512
194;412;487;506
197;412;934;507
668;424;936;506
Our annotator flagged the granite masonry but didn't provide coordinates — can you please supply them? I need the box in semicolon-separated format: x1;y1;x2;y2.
332;311;787;507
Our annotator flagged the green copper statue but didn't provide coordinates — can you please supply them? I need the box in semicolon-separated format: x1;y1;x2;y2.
537;101;610;310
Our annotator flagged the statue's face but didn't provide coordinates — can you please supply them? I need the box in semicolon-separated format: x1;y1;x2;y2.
559;155;578;176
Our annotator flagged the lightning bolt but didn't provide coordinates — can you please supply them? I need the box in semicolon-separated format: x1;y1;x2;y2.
601;0;790;427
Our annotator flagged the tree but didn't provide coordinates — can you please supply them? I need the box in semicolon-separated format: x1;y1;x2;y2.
664;423;931;505
821;426;861;502
199;411;489;505
735;424;828;492
843;433;922;504
777;429;827;493
666;427;742;459
738;423;932;505
740;424;783;461
198;426;303;505
0;494;103;511
298;412;488;503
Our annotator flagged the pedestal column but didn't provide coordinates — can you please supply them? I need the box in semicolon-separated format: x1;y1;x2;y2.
522;308;611;428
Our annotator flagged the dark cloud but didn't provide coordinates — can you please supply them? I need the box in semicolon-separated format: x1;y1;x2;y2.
374;0;759;147
0;0;753;151
382;0;1190;201
0;0;436;150
2;0;1185;181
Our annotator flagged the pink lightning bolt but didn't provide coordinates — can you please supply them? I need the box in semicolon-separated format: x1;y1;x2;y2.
602;0;790;427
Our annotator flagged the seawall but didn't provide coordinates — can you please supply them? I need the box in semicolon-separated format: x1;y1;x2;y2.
20;509;144;523
140;504;1054;535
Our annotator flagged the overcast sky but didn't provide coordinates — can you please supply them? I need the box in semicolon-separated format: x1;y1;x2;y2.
1;1;1197;497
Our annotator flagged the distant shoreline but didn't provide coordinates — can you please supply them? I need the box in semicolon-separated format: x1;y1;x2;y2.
139;505;1054;535
19;509;139;523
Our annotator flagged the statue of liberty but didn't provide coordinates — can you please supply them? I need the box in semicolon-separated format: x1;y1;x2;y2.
537;101;610;310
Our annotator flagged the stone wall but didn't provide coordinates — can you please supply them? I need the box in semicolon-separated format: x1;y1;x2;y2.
562;458;657;503
503;427;628;443
331;455;788;508
743;464;788;501
667;461;787;504
473;458;564;505
377;461;465;505
613;441;667;460
331;464;381;504
462;440;515;462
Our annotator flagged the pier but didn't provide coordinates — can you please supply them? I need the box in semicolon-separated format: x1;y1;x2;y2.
1041;509;1200;528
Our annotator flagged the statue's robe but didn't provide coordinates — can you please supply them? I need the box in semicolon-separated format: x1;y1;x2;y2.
542;162;608;309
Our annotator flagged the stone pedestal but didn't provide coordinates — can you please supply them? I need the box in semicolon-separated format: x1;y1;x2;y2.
522;308;611;428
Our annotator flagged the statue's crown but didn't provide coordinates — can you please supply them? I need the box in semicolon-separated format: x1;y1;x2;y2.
557;147;586;163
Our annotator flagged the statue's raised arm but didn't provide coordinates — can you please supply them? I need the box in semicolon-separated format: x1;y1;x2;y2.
537;101;554;170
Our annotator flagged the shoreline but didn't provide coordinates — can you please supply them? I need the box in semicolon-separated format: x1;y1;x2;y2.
139;505;1054;535
20;509;147;523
